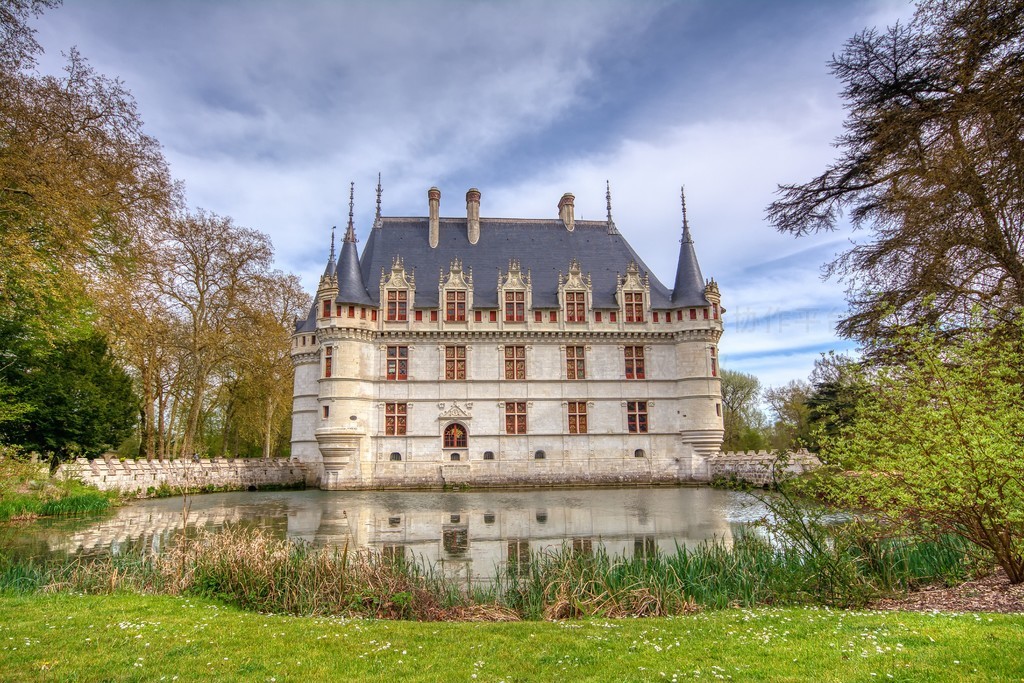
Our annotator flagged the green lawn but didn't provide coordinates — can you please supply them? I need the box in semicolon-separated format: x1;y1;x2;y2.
0;595;1021;681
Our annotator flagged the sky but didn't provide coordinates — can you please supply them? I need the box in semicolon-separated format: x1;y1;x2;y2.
32;0;914;389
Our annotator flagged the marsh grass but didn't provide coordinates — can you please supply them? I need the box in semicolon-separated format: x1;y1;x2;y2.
0;523;974;620
0;456;114;521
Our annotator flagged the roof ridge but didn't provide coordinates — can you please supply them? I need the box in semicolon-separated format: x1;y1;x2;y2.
379;216;613;226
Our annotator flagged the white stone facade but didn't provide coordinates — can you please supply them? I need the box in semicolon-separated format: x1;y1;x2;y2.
291;188;725;489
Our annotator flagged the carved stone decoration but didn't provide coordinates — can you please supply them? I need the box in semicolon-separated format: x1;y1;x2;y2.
380;256;416;312
499;258;531;289
438;401;472;421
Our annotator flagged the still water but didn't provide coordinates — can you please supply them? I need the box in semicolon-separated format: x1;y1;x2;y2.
1;487;768;581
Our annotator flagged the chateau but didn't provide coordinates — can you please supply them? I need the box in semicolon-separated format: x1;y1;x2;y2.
290;183;724;490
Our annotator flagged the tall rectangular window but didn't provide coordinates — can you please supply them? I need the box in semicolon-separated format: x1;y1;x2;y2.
624;292;644;323
627;401;649;433
386;290;407;321
505;402;527;434
445;346;466;380
624;346;645;380
703;307;709;320
386;346;408;380
534;310;542;322
324;347;333;378
504;345;526;380
385;402;407;436
567;401;587;434
322;299;332;318
713;303;719;319
689;308;697;320
566;346;585;380
710;346;718;377
565;292;585;322
446;291;466;321
504;291;524;321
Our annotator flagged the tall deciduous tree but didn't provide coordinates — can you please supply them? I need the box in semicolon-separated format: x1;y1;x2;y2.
1;0;174;424
767;0;1024;341
156;210;273;458
812;322;1024;583
719;369;768;452
764;380;813;450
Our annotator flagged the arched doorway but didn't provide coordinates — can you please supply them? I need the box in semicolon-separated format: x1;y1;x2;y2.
443;422;468;449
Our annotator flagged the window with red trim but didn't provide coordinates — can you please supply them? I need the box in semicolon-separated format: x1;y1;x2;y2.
624;346;645;380
565;292;585;322
624;292;644;323
627;401;648;433
504;402;526;434
446;291;466;321
445;346;466;380
324;347;333;378
444;422;467;448
566;346;585;380
386;290;407;321
505;291;525;322
386;346;408;380
322;300;332;318
567;401;587;434
385;403;407;436
504;346;525;380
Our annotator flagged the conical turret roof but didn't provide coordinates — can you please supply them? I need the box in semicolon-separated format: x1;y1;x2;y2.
671;188;710;306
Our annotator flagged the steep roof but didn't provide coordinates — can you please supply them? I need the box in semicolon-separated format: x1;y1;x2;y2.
359;217;675;309
336;231;374;306
671;221;708;306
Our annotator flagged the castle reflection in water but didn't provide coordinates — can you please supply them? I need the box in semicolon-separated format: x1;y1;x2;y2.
6;488;764;582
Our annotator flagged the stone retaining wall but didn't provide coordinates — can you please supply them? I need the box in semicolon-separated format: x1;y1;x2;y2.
55;456;307;495
705;450;820;487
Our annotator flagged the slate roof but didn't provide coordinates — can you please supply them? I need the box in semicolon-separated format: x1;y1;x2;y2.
362;217;702;309
296;215;710;332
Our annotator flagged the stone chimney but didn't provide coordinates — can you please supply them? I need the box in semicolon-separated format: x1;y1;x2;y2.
558;192;575;232
428;186;440;248
466;188;481;244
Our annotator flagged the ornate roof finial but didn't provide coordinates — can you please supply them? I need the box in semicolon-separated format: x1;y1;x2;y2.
329;225;336;261
344;181;357;243
605;180;618;235
375;172;382;221
681;185;693;244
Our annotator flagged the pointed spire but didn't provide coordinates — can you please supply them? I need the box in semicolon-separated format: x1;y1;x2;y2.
672;185;706;305
681;186;693;244
322;226;337;278
344;181;357;243
605;180;618;235
375;172;382;222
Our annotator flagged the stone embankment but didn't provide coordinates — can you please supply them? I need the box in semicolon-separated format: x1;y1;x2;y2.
705;450;821;486
55;456;307;495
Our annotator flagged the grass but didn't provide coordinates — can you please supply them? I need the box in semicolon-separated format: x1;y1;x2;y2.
0;526;977;620
0;593;1021;681
0;456;115;521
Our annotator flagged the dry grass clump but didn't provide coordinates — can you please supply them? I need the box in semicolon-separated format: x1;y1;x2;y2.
159;527;450;619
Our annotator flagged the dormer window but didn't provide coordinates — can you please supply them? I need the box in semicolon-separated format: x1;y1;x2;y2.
624;292;644;323
565;292;585;322
505;291;524;322
446;291;466;321
558;259;591;324
386;290;407;321
499;259;531;324
440;257;472;324
322;299;332;318
616;261;649;325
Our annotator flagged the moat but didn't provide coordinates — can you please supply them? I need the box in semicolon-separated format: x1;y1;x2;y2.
2;487;767;582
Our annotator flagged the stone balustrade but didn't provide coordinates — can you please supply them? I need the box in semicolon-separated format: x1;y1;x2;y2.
705;449;821;487
54;456;308;495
